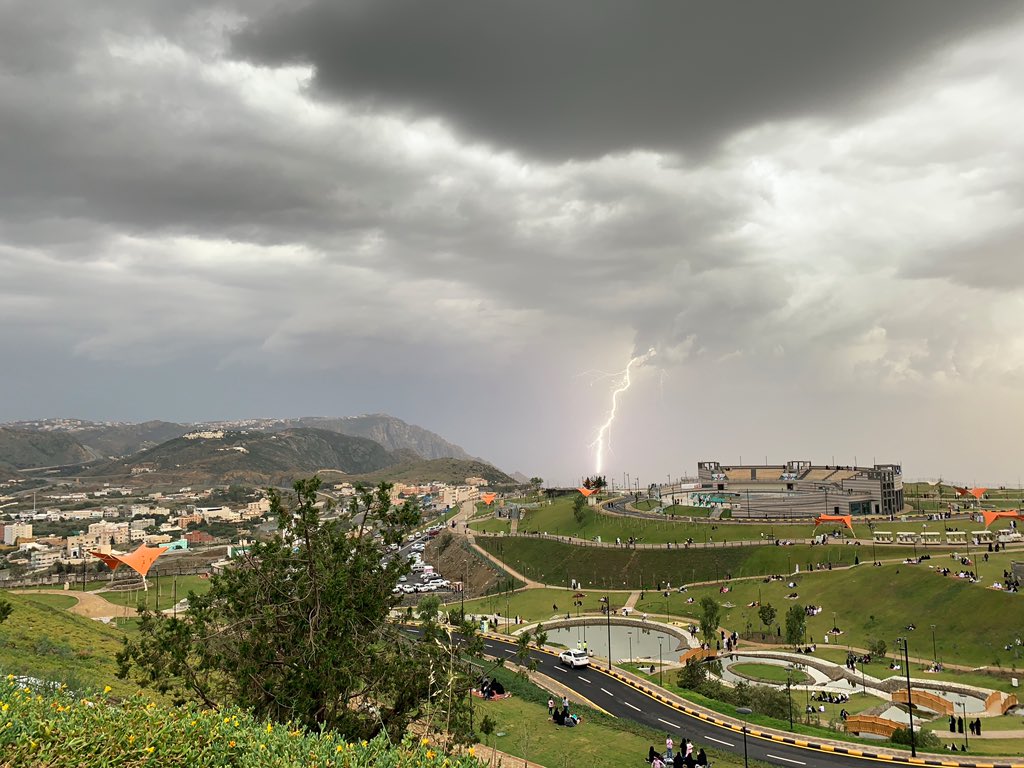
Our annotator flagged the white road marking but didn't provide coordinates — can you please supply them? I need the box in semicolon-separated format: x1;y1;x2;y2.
624;701;641;712
484;643;495;648
578;677;591;684
657;717;678;728
705;736;734;747
552;665;566;672
600;688;614;697
766;755;805;765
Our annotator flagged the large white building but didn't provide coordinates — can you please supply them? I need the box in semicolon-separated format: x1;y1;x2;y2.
3;523;32;546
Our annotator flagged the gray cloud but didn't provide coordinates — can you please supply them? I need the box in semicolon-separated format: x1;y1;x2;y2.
1;1;1023;484
233;0;1020;161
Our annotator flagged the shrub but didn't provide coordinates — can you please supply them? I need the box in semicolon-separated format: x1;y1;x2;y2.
0;676;483;767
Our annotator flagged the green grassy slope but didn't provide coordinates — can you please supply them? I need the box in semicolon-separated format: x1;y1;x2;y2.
0;591;137;697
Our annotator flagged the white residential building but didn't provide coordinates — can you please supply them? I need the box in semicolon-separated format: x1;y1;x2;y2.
3;523;32;546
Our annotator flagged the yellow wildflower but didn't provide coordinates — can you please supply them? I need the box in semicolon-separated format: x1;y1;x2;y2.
146;746;154;753
426;750;436;759
266;723;273;733
468;747;475;757
336;745;344;753
421;737;430;746
129;735;135;744
104;686;112;694
229;740;236;748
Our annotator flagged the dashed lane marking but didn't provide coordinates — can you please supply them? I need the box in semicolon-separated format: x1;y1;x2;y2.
624;701;641;712
578;677;591;684
657;717;679;729
600;688;614;697
767;755;806;765
705;736;734;747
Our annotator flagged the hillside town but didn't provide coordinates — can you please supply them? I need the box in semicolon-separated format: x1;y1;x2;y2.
0;477;489;580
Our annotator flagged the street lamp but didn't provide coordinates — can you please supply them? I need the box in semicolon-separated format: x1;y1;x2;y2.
736;706;752;768
785;667;794;731
958;700;969;752
658;638;664;687
896;637;916;757
931;624;937;667
628;631;633;665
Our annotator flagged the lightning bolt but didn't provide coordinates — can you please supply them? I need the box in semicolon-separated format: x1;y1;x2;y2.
591;348;656;474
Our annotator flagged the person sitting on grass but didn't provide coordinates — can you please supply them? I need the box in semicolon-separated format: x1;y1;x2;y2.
694;747;708;767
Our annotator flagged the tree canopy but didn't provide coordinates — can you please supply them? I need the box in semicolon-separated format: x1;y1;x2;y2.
117;476;475;743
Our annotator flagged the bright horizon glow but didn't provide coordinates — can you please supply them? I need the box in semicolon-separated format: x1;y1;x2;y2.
591;347;656;475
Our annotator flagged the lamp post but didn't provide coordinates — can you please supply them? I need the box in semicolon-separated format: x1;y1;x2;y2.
958;700;969;751
658;638;664;687
930;624;937;667
896;637;916;757
736;706;752;768
603;594;613;670
786;666;794;731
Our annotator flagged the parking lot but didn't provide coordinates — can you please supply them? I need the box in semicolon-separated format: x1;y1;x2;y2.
389;522;456;598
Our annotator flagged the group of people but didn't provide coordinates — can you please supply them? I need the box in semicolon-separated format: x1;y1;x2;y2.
949;715;983;735
547;696;580;727
811;691;849;704
845;652;868;668
646;734;707;768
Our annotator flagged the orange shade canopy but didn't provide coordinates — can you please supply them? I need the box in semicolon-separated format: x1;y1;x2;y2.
814;514;854;532
969;487;988;500
982;510;1021;529
91;543;168;578
480;493;497;505
578;487;597;497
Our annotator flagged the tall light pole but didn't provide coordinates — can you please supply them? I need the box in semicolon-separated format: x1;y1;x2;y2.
958;701;969;751
736;706;752;768
896;637;916;757
628;631;633;665
658;638;664;687
786;666;794;731
603;594;613;670
930;624;937;667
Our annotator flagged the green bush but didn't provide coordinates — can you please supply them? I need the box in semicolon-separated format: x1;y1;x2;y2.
889;727;941;750
0;676;483;767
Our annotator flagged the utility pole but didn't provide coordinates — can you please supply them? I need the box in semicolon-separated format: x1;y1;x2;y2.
897;637;916;757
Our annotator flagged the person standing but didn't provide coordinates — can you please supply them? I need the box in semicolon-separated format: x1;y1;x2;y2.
547;697;554;717
665;735;674;760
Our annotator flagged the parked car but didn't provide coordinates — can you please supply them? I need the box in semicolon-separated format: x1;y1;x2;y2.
559;649;590;668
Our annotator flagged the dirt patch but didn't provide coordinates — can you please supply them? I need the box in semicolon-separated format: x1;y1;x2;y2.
425;532;503;598
20;589;124;619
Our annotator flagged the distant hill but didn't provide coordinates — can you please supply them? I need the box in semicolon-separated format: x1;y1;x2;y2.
82;428;400;486
74;420;191;457
343;457;514;487
278;415;475;461
0;427;98;470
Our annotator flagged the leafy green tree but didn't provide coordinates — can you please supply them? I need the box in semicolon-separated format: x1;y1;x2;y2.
0;599;12;625
757;603;777;637
785;604;807;647
513;630;536;673
572;493;587;525
699;597;721;645
868;638;887;660
117;477;475;743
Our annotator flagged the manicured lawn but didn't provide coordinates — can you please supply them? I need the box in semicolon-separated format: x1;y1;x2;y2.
729;662;811;685
458;587;618;628
476;536;912;588
675;564;1024;670
0;590;153;699
468;517;510;533
19;593;79;611
811;647;1020;693
98;574;212;613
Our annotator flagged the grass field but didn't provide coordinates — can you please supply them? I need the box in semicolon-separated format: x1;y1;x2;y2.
0;590;147;699
674;563;1024;670
97;574;213;613
475;536;919;589
20;593;79;611
729;662;812;685
459;587;615;628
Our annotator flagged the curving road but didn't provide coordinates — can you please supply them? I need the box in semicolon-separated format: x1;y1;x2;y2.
405;626;1023;768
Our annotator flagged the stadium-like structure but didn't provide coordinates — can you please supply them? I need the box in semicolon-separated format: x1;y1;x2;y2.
683;460;905;519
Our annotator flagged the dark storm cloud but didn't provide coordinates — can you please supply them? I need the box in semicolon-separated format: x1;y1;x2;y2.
233;0;1019;161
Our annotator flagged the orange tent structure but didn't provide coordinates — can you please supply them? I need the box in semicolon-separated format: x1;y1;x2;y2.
982;510;1022;529
89;551;124;572
578;487;597;497
90;543;168;587
814;514;854;533
480;493;497;505
968;488;988;500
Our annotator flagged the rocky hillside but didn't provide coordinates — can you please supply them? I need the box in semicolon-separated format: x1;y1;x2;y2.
0;427;98;470
82;428;399;486
286;415;475;461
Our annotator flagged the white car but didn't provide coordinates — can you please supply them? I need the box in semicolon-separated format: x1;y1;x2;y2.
559;649;590;668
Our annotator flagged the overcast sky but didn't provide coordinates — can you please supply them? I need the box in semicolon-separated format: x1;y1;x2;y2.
2;1;1023;486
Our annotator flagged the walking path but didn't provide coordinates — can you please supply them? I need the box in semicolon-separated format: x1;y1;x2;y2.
20;588;124;619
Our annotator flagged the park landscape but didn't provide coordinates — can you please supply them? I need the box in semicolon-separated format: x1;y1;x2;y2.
1;480;1023;767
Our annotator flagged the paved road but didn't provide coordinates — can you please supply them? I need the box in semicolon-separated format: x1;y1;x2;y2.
405;627;1023;768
